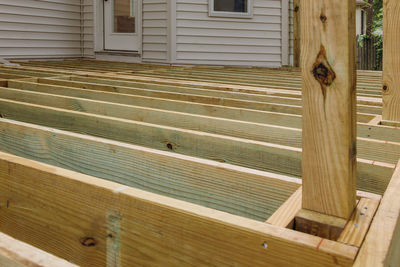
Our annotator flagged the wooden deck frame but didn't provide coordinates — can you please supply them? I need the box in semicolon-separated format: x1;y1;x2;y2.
0;59;398;266
0;151;375;266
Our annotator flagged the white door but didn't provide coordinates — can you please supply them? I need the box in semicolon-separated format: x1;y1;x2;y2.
104;0;140;51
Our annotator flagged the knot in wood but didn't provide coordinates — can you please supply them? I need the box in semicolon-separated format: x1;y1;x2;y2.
312;63;335;86
312;45;336;87
80;237;97;247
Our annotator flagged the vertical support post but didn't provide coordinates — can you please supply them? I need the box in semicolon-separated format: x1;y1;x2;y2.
382;0;400;122
293;0;300;67
301;0;357;219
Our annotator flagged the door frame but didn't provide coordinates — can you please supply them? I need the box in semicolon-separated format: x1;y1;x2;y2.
94;0;142;54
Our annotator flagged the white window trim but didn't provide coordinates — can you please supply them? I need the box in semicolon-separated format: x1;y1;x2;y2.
209;0;253;18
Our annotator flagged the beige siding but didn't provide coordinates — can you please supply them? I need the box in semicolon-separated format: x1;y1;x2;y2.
83;0;94;57
142;0;169;62
175;0;283;67
0;0;83;59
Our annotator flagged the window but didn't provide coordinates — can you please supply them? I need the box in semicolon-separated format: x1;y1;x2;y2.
209;0;253;18
361;10;365;35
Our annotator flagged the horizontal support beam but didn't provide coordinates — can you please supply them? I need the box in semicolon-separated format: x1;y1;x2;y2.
0;87;398;164
5;81;398;141
354;160;400;266
0;232;77;267
0;151;357;266
6;80;303;128
0;118;300;221
0;100;394;195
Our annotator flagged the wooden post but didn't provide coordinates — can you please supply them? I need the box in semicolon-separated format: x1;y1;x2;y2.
293;0;300;67
382;0;400;122
300;0;357;219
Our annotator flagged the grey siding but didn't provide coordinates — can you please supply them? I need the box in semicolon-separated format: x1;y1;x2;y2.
0;0;84;59
289;0;294;65
83;0;95;57
142;0;169;62
175;0;283;67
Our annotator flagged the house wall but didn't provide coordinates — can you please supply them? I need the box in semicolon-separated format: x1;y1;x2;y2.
83;0;95;57
173;0;287;67
0;0;84;59
356;7;367;36
0;0;292;66
142;0;169;62
288;0;294;65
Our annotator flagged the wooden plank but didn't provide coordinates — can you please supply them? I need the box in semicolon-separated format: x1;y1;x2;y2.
0;232;77;267
0;151;357;267
4;80;388;131
294;209;348;240
6;79;304;128
382;0;400;122
368;115;382;125
337;198;380;247
1;86;399;164
354;160;400;266
381;120;400;128
0;99;394;195
6;80;304;115
39;76;304;105
35;77;382;115
301;0;357;218
0;118;300;222
266;187;301;228
267;188;381;232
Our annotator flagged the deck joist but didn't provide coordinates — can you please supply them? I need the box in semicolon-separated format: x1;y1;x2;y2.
0;60;398;266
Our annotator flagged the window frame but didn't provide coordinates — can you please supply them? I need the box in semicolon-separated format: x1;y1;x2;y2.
209;0;253;18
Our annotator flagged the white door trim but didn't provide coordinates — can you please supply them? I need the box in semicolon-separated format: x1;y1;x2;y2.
95;0;142;53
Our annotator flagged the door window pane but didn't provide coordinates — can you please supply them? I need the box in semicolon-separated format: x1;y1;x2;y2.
214;0;248;13
114;0;136;33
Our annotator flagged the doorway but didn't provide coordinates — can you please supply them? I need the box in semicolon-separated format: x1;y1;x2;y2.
104;0;140;51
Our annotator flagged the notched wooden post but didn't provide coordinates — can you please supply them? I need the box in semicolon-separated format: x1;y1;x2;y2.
295;0;357;239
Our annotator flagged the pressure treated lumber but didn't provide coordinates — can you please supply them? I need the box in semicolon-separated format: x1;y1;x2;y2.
337;198;380;247
301;0;357;218
35;77;382;115
382;0;400;122
6;80;304;128
1;86;399;164
5;80;304;115
266;187;302;228
0;152;357;266
4;80;390;140
0;118;300;221
354;160;400;266
294;209;348;240
0;100;394;195
0;233;77;267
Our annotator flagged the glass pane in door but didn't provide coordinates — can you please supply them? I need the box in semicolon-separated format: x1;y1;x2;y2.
114;0;136;33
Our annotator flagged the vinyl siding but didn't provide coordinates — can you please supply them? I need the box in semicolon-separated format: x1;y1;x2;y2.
142;0;169;62
83;0;94;57
0;0;84;59
289;0;294;65
175;0;284;67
